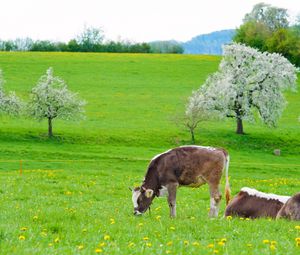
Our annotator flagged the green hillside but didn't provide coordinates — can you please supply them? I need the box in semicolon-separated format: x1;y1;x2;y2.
0;52;299;254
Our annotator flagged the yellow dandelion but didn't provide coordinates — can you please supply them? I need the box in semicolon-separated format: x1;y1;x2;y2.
128;242;135;248
65;191;72;195
143;236;149;241
166;250;172;254
33;215;38;221
54;237;60;243
155;206;161;211
138;223;144;227
245;218;250;221
296;226;300;230
221;238;227;243
169;226;175;231
295;238;300;242
263;240;270;244
82;228;87;233
19;235;25;241
246;243;253;248
184;240;189;245
95;248;103;253
104;235;110;241
218;241;225;246
77;244;84;250
207;243;214;248
226;216;232;220
110;218;115;224
98;242;105;247
156;215;161;220
271;241;277;245
167;241;173;246
213;250;219;254
239;217;244;220
49;243;53;247
192;241;200;246
270;244;276;250
20;227;28;231
146;242;152;247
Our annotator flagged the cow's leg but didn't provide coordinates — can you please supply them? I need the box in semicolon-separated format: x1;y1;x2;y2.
166;183;178;218
208;184;222;218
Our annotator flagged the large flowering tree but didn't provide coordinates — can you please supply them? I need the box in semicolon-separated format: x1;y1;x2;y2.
187;43;297;134
27;67;86;137
0;69;22;116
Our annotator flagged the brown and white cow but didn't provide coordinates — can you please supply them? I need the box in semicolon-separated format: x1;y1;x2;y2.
225;187;291;219
277;193;300;220
131;145;230;218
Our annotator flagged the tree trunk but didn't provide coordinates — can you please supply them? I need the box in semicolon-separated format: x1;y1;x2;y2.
190;129;195;144
48;117;53;138
236;117;244;134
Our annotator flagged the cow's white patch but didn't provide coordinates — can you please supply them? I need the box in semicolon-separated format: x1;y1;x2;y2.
158;186;168;197
180;145;216;151
209;197;218;217
132;190;141;208
241;187;290;204
151;149;172;161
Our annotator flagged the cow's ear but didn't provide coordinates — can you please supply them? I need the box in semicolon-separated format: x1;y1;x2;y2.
145;189;154;198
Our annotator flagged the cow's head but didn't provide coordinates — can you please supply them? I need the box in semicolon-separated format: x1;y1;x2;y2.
131;186;155;216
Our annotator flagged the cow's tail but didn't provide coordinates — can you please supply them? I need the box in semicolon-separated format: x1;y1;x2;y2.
224;154;231;205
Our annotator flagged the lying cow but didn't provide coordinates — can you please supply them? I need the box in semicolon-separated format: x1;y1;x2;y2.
277;193;300;220
131;145;230;218
225;187;291;219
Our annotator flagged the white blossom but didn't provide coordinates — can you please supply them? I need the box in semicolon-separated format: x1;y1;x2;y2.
0;69;22;116
27;67;86;136
187;43;297;132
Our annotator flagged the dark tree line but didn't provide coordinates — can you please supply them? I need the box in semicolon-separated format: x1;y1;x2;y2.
0;27;183;54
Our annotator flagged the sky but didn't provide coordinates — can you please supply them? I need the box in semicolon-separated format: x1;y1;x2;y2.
0;0;299;43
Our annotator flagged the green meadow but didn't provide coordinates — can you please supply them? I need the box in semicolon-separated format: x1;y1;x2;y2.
0;52;299;254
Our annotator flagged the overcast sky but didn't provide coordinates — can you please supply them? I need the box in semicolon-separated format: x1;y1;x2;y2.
0;0;299;43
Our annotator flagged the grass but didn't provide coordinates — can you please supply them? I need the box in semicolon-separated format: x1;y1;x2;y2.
0;52;299;254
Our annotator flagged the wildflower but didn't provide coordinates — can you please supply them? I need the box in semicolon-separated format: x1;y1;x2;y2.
166;250;172;254
167;241;173;246
156;215;161;220
20;227;28;231
296;226;300;230
19;235;25;241
146;242;152;247
104;235;110;241
226;216;232;220
77;244;84;250
143;237;149;241
263;240;270;244
54;237;60;243
192;241;200;246
110;218;115;224
213;250;219;254
82;228;87;233
65;191;72;195
239;217;244;220
221;238;227;243
169;226;175;231
271;241;277;245
184;240;189;245
207;243;214;248
33;215;38;221
95;248;103;253
128;242;135;247
49;243;53;247
218;241;225;246
270;244;276;250
155;206;161;211
138;223;144;227
246;243;253;248
295;238;300;242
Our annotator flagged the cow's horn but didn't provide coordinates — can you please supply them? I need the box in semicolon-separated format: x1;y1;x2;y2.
145;189;154;198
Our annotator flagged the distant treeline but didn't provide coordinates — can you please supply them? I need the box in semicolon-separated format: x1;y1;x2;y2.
0;27;183;54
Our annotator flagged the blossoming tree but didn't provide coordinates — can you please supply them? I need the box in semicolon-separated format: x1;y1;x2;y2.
27;67;86;137
187;43;297;134
0;69;22;116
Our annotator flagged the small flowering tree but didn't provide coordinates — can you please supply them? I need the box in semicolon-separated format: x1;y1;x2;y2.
0;69;22;116
27;67;86;137
187;43;297;134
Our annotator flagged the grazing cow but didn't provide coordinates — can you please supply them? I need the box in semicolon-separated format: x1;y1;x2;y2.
225;187;290;219
277;193;300;220
131;145;230;218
